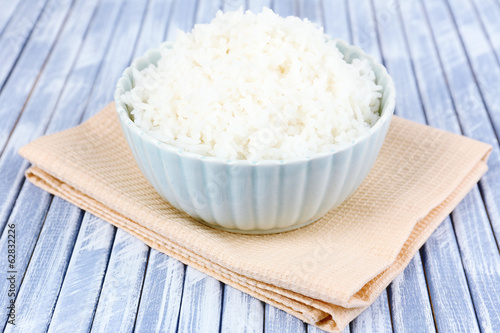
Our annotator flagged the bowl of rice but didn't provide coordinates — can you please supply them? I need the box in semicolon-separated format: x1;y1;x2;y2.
114;9;395;234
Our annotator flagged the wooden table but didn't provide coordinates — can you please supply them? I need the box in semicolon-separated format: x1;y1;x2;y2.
1;0;499;332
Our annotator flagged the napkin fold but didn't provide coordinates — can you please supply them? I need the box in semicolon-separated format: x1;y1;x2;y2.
19;103;491;332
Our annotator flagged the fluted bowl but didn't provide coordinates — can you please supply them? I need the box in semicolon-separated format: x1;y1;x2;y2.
114;39;395;234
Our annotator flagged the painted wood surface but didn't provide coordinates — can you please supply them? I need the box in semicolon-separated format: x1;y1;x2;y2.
1;0;499;332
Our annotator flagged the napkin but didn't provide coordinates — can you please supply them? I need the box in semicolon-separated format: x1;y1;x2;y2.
19;103;491;332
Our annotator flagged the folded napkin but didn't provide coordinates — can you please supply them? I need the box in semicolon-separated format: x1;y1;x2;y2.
19;103;491;332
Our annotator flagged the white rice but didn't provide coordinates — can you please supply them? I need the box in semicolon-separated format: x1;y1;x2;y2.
121;9;382;160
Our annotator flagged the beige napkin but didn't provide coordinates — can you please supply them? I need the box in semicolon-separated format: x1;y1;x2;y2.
19;103;491;332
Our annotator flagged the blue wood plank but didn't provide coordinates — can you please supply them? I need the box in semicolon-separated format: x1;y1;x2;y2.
134;250;185;332
2;198;83;333
375;0;485;331
273;0;295;17
0;0;98;242
220;285;264;333
264;303;306;333
177;266;224;333
133;0;174;57
298;0;322;26
223;0;245;11
471;0;500;62
47;214;116;333
397;0;500;331
0;182;53;326
0;0;23;36
247;0;271;13
0;0;49;90
350;291;392;333
81;0;149;121
195;0;220;24
387;254;436;333
165;0;199;42
347;0;381;63
421;218;480;332
445;0;500;243
90;230;149;333
322;0;351;42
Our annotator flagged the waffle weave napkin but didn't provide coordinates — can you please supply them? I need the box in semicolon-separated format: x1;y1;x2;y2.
19;103;491;332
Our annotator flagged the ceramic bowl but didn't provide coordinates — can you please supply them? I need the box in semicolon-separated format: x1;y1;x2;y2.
114;39;395;234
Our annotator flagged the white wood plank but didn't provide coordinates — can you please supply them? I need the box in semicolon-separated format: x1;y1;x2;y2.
375;0;481;331
165;0;199;42
81;0;149;121
397;0;500;331
0;0;48;90
3;198;82;333
388;254;436;333
347;0;381;63
264;304;306;333
471;0;500;62
350;1;437;331
0;0;23;36
47;214;116;333
220;285;264;333
445;0;500;243
0;0;98;236
350;290;392;333
273;0;296;17
195;0;220;24
223;0;245;12
322;0;351;42
134;250;185;332
247;0;271;13
421;218;480;332
0;182;53;326
298;0;322;25
308;324;350;333
177;266;224;333
90;230;149;333
133;0;174;58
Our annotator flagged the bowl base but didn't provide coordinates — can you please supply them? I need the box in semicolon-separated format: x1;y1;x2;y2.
196;218;320;234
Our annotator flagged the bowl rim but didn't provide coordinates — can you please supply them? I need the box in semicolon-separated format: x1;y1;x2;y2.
114;38;396;166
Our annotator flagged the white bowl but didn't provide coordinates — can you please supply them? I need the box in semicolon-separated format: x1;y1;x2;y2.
114;39;395;234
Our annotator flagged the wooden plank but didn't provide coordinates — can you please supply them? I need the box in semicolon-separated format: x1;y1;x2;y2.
298;0;322;26
2;198;83;333
0;0;99;235
134;250;185;332
273;0;295;17
90;230;149;333
308;324;350;333
0;0;70;153
398;0;500;331
346;0;381;63
195;0;220;24
0;0;23;36
264;304;306;333
47;214;116;333
122;2;186;332
421;218;480;332
350;291;392;333
387;255;436;333
445;0;500;243
247;0;271;13
220;285;264;333
322;0;351;42
223;0;245;11
177;266;224;333
375;0;480;331
165;0;199;42
133;0;174;58
471;0;500;62
0;0;48;90
0;182;53;326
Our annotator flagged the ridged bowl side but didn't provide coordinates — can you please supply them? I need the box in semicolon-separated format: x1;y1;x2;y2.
114;39;395;234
